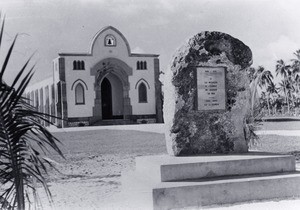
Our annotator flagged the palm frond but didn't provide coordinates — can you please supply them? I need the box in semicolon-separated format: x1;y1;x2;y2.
246;66;267;147
0;35;17;81
0;15;64;210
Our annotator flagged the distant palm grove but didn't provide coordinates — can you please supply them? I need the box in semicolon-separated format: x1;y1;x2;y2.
250;49;300;116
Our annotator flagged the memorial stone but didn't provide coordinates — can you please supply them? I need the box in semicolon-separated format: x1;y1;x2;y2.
164;31;253;156
122;32;300;210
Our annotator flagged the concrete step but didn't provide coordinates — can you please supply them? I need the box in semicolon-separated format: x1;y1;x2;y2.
92;119;134;126
122;171;300;210
135;153;296;181
153;171;300;210
121;153;299;210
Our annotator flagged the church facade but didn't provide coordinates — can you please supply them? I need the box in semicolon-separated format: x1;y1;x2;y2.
25;26;163;127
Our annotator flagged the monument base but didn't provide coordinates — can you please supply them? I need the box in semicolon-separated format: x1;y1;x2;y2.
121;152;300;210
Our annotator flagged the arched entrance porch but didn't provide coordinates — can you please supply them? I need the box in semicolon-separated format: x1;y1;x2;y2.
90;58;133;124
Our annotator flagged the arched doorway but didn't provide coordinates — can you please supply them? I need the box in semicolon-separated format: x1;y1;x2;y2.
90;58;133;123
101;78;112;119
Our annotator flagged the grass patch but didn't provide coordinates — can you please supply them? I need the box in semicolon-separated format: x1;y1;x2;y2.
252;135;300;159
51;129;300;159
52;129;166;157
45;129;300;185
261;121;300;130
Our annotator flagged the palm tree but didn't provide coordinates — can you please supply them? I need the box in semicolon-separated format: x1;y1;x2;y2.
251;66;274;115
291;49;300;69
0;16;63;210
293;74;300;110
257;66;273;89
294;74;300;94
266;82;278;115
278;80;294;114
291;50;300;105
259;91;267;111
275;59;291;113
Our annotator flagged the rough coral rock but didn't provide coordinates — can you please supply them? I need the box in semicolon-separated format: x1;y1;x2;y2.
163;31;253;156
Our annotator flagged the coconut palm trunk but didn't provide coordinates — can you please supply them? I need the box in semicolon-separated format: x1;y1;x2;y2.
276;59;291;115
284;79;290;114
267;94;271;115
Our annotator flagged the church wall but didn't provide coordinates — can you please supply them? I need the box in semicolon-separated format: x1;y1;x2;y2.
128;57;156;115
24;77;55;125
63;55;157;118
61;56;158;119
63;56;95;118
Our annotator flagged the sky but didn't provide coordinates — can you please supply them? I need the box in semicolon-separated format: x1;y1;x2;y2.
1;0;300;84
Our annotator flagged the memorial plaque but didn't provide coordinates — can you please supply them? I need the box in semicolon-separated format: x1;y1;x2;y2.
197;67;226;111
165;31;252;155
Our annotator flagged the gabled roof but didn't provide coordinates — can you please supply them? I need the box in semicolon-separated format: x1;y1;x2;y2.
90;26;131;55
58;26;159;58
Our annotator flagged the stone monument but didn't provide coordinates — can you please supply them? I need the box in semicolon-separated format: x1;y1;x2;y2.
121;32;300;210
164;31;252;156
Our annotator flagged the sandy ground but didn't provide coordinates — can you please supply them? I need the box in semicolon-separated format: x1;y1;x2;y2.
48;124;166;134
38;153;136;210
37;124;300;210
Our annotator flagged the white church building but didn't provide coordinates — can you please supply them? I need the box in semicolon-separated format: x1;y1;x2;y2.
25;26;163;127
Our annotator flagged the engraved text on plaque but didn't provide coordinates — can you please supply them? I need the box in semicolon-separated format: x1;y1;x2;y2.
197;67;226;111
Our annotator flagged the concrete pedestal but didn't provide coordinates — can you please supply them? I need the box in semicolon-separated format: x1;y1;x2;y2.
122;152;300;210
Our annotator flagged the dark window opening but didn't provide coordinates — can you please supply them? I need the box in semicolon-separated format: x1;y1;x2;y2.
137;61;147;70
138;83;147;103
73;61;77;70
73;60;85;70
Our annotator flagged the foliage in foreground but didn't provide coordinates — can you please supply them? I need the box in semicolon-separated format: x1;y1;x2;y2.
0;16;64;210
243;68;264;147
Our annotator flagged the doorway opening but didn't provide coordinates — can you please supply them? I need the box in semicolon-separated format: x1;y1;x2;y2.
101;78;112;119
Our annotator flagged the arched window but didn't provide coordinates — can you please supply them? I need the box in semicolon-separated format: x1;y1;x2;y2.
75;83;85;105
30;91;34;106
80;61;85;70
73;60;85;70
73;60;77;70
137;61;147;70
35;90;39;110
26;92;30;101
138;83;147;103
39;88;44;113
